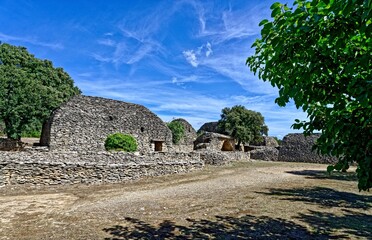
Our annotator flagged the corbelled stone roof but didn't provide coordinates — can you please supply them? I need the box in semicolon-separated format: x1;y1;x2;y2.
40;95;172;153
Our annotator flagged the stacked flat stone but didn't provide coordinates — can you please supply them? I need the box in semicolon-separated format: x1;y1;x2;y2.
278;133;337;163
40;95;172;154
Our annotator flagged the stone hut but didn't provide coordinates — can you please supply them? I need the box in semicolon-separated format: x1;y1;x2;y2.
247;136;280;161
278;133;337;163
170;118;197;152
194;132;235;152
197;121;219;134
40;95;173;154
250;136;279;148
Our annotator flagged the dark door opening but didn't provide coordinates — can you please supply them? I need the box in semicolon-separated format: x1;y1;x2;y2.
154;141;163;152
221;140;234;151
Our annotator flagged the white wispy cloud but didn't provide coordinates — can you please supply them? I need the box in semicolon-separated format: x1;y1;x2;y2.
0;32;63;50
97;39;116;47
171;75;198;85
183;42;213;67
126;43;154;64
183;50;199;67
190;1;269;44
205;42;213;57
91;53;112;63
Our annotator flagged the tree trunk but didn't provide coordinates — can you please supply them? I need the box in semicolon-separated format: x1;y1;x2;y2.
235;139;241;151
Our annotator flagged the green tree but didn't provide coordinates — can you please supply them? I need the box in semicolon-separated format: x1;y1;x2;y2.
218;105;268;149
247;0;371;190
167;121;185;144
105;133;138;152
0;43;81;140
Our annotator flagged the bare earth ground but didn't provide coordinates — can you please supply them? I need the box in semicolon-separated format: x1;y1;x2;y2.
0;160;371;240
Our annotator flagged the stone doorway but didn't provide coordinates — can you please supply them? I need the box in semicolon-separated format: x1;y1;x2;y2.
221;140;234;151
154;141;163;152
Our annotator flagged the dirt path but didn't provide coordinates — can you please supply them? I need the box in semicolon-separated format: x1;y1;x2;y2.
0;161;371;239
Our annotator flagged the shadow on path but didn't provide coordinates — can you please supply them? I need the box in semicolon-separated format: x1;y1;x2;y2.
103;215;333;239
256;186;372;238
257;186;372;209
298;209;372;238
286;170;358;182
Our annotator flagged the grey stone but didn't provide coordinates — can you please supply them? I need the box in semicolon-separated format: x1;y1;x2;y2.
250;147;279;161
197;122;221;133
170;118;197;152
40;95;173;154
278;133;337;164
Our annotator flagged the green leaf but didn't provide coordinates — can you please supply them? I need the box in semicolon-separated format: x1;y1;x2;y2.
270;2;282;10
259;19;269;26
271;7;282;18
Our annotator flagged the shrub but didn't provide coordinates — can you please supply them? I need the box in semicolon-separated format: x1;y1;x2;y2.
104;133;137;152
167;121;185;144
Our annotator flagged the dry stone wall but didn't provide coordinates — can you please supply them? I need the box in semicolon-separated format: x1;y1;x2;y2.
278;133;337;164
250;147;279;161
199;151;250;165
40;95;173;154
0;151;203;186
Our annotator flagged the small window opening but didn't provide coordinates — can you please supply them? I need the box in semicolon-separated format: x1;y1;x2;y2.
154;141;163;152
140;127;145;132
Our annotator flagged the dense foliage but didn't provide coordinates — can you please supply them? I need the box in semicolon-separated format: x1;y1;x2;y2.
104;133;138;152
218;105;268;148
0;43;81;140
167;121;185;144
247;0;371;190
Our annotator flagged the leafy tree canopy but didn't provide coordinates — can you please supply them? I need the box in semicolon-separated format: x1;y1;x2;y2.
218;105;268;148
247;0;371;190
167;121;185;144
0;43;81;140
104;133;138;152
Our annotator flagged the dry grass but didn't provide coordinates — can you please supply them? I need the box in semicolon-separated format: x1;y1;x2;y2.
0;161;371;239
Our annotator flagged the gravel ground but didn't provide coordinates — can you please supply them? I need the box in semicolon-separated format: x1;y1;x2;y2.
0;160;371;239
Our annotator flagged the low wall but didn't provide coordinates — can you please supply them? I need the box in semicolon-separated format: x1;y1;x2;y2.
199;151;250;165
0;151;204;186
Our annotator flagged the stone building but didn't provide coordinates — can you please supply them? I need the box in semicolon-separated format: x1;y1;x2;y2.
197;121;219;133
40;95;173;154
250;136;279;148
169;118;197;152
194;132;235;152
278;133;337;163
247;136;280;161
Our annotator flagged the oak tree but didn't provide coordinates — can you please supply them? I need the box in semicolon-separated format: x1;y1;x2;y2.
0;43;81;140
218;105;268;149
247;0;371;190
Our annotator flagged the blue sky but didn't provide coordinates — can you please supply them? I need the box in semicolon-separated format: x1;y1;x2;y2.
0;0;307;138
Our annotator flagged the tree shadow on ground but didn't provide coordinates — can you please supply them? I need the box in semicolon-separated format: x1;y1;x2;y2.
257;186;372;209
103;215;333;240
256;187;372;238
298;209;372;238
286;170;358;182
